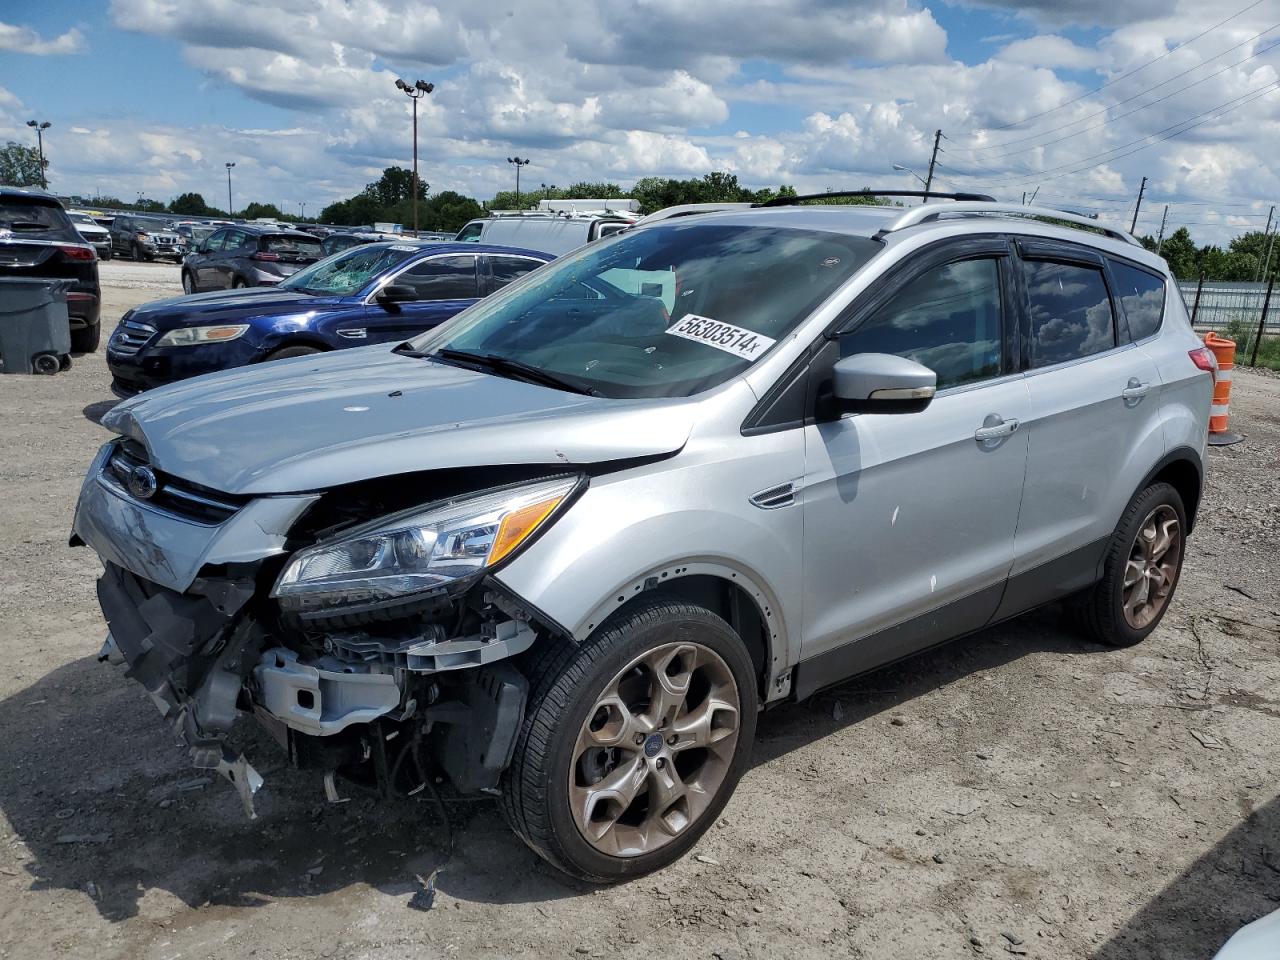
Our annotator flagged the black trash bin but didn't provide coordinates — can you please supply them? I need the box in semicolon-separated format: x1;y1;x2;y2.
0;277;73;375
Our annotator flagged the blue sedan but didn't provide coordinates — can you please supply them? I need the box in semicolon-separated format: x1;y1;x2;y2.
106;241;552;396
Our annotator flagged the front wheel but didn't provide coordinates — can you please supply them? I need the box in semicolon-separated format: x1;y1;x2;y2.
1073;482;1187;647
182;271;198;295
501;598;757;883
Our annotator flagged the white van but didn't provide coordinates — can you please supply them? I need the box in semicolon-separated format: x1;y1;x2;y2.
454;213;633;256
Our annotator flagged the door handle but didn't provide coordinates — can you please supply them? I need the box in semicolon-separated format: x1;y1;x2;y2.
974;418;1019;442
1121;379;1151;400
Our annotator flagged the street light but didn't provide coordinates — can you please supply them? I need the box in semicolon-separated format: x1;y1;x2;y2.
26;120;51;189
299;201;307;220
225;162;236;218
892;163;928;189
394;78;434;232
507;157;530;208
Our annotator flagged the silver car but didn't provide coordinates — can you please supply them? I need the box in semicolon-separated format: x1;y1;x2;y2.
72;197;1214;882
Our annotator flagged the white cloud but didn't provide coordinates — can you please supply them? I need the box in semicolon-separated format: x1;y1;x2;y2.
998;35;1105;69
0;22;85;55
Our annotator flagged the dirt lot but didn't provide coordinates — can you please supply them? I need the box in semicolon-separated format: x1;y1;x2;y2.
0;261;1277;959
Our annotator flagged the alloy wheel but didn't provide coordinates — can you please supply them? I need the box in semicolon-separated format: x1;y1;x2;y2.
569;641;741;858
1122;504;1182;630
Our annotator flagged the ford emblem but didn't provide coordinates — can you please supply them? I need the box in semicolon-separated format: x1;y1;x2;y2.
127;465;159;500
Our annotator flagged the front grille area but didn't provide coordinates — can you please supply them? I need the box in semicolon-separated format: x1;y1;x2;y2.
109;318;156;356
100;441;246;525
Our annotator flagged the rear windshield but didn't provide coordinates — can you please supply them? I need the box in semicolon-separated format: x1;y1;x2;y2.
262;235;323;257
0;199;74;239
280;243;422;296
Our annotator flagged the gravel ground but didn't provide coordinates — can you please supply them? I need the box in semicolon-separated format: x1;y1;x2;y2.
0;261;1277;959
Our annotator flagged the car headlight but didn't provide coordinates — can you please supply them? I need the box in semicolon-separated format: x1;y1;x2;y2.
272;475;582;614
155;324;250;347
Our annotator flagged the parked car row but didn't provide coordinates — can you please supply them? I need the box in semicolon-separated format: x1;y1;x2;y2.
180;225;325;293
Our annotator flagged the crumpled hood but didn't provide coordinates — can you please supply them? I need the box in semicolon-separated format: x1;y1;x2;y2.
101;346;694;495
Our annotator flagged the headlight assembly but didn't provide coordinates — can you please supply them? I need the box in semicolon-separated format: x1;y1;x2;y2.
155;324;250;347
272;475;582;614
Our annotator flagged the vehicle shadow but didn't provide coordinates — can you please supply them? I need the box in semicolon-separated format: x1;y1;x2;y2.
1093;794;1280;959
82;399;119;425
0;606;1106;921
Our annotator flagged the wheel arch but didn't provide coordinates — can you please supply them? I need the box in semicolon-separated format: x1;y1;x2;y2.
580;563;786;704
256;336;333;360
1141;446;1203;533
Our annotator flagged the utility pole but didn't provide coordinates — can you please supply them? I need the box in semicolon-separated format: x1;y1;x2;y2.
25;120;51;189
1254;204;1275;282
394;79;434;233
1155;205;1170;256
923;129;941;198
507;157;530;208
225;162;235;217
1129;176;1147;234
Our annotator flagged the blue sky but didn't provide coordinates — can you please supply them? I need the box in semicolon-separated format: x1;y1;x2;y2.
1;0;1277;241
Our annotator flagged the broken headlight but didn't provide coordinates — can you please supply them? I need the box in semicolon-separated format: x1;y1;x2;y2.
272;475;580;613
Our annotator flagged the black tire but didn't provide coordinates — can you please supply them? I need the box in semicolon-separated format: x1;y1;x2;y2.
70;323;101;354
182;271;198;295
131;241;141;261
500;597;758;883
101;247;112;262
232;277;248;289
264;345;322;362
1072;482;1187;647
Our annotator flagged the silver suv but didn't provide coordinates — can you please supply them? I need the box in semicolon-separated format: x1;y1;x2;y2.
73;196;1214;882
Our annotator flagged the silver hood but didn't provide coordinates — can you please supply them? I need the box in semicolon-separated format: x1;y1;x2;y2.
101;347;694;495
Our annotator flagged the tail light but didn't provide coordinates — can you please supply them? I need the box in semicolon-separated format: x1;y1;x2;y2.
58;244;96;261
1188;346;1217;384
252;251;281;261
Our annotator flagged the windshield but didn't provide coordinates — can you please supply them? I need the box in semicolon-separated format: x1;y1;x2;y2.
279;242;422;296
69;213;98;226
409;223;880;398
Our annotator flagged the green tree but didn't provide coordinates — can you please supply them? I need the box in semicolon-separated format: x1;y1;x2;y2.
0;142;43;187
241;201;285;220
489;189;540;210
169;192;212;216
420;190;485;232
364;166;426;207
1158;227;1198;280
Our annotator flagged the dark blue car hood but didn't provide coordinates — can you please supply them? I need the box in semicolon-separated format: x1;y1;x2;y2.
128;287;347;328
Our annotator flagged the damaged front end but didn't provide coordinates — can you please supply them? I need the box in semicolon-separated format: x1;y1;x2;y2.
75;438;582;815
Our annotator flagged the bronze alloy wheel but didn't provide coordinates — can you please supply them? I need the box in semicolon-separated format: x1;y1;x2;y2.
568;641;741;858
1122;503;1182;630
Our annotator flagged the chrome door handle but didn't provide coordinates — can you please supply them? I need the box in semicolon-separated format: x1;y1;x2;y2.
974;418;1019;442
1121;379;1151;400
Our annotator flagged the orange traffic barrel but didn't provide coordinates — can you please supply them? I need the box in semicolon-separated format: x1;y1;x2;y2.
1203;332;1242;445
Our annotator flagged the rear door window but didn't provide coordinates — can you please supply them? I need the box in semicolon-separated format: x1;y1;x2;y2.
1110;261;1166;342
224;230;248;251
1023;260;1116;368
843;257;1004;390
487;255;544;292
397;255;478;300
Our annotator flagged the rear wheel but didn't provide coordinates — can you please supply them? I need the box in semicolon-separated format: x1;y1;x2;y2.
70;323;101;354
1073;482;1187;647
232;277;248;289
501;598;757;883
264;344;322;362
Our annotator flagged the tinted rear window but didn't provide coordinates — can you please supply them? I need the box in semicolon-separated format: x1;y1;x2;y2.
1110;261;1166;342
0;199;74;239
262;235;323;256
1024;260;1116;368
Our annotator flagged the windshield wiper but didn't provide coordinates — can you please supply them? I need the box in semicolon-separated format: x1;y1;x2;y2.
434;348;601;396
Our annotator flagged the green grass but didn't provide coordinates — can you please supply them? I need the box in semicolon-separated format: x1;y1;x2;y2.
1220;318;1280;370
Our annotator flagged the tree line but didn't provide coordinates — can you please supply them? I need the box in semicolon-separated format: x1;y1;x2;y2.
1137;226;1278;284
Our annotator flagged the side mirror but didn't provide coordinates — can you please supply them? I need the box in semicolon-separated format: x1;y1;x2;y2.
376;283;417;305
831;352;936;415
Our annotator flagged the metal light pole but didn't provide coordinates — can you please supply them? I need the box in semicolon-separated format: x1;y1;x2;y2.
507;157;530;208
892;163;927;189
225;162;235;218
26;120;51;189
395;79;434;233
299;201;306;220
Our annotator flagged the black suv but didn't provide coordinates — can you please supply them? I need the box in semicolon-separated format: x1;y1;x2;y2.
0;186;101;352
181;225;323;293
109;215;185;262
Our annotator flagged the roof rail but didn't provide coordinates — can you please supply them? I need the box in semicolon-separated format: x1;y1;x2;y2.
756;189;995;207
634;202;754;225
879;201;1143;246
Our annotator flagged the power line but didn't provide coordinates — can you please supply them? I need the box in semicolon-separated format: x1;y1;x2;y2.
944;81;1280;188
951;32;1279;161
981;0;1270;132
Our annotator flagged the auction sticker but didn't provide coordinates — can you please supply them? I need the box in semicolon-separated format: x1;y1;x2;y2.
665;314;775;361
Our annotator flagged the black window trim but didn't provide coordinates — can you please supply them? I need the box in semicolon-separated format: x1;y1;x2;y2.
743;234;1018;436
1013;239;1126;374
